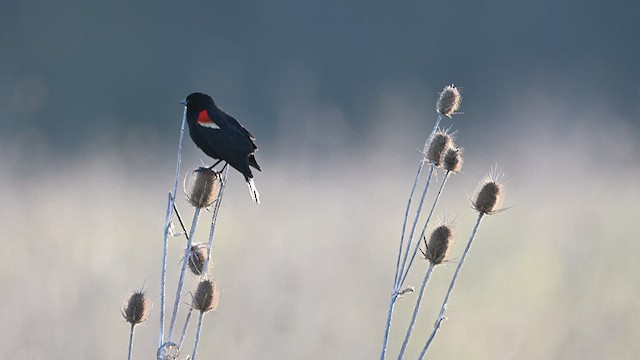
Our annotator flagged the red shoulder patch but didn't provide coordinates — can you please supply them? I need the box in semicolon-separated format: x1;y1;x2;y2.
197;110;213;124
196;109;221;129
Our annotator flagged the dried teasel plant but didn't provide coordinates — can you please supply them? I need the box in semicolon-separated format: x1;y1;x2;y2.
381;85;464;359
187;243;209;276
122;290;152;360
425;129;454;166
381;85;508;360
417;169;507;359
398;223;454;358
443;147;463;174
189;279;220;360
185;167;221;208
472;169;505;215
422;224;454;266
436;84;462;118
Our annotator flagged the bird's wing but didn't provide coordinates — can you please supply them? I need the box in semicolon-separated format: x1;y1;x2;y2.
224;113;258;151
213;111;258;152
225;114;256;139
195;108;256;154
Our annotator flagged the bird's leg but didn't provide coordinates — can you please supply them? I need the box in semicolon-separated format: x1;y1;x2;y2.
208;159;223;170
219;163;229;185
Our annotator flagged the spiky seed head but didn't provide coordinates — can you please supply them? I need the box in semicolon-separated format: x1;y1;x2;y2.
122;290;151;325
436;85;461;118
472;174;504;215
425;225;453;265
188;243;208;276
443;147;463;173
426;130;453;165
156;342;179;360
192;279;219;313
186;167;220;208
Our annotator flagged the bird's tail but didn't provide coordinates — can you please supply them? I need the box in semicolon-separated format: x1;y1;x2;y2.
248;154;261;171
247;178;260;204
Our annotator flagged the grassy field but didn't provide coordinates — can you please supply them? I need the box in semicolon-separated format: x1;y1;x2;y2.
1;96;638;359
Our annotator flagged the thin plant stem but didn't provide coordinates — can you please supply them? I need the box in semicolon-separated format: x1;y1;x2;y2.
397;263;435;359
127;323;135;360
382;166;434;360
428;114;444;149
418;213;484;359
380;290;398;360
392;113;443;287
173;199;194;349
201;166;229;278
160;107;187;346
191;311;206;360
168;206;202;341
179;307;194;349
396;164;434;289
398;171;451;288
381;114;443;360
173;203;189;241
393;163;424;287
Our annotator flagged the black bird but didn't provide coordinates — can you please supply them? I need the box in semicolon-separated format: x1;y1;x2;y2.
180;92;261;204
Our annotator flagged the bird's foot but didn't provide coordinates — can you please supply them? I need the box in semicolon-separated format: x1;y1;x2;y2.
207;160;224;171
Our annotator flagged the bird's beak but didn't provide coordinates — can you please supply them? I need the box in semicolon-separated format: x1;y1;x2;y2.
179;99;187;106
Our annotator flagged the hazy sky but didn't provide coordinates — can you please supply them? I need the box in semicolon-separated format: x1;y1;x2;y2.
1;0;639;153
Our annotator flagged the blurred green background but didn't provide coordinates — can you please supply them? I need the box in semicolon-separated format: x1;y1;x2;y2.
1;0;639;359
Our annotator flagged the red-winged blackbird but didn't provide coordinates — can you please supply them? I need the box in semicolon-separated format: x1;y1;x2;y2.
180;92;261;204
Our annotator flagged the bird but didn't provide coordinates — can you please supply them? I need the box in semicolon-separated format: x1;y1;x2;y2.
180;92;261;204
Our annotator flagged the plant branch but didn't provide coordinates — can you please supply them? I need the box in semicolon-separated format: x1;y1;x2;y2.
398;262;435;359
173;203;189;241
191;311;206;360
127;323;135;360
179;307;194;350
201;167;229;278
399;171;450;288
168;206;202;341
396;164;434;289
160;107;187;346
418;213;484;359
381;114;443;360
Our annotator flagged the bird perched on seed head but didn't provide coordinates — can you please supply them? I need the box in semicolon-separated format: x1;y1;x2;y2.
180;92;261;204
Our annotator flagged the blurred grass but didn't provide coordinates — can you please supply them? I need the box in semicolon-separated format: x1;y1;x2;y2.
0;95;639;359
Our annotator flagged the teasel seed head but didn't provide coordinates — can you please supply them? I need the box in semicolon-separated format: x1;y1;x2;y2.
192;279;219;313
436;85;461;118
188;243;209;276
185;167;220;208
424;225;453;265
156;342;179;360
472;169;505;215
443;147;464;173
426;129;454;166
122;290;151;325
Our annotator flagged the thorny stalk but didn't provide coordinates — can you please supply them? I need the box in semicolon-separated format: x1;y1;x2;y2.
418;213;484;359
396;164;434;288
168;206;202;341
397;263;435;359
202;166;229;278
398;171;451;288
179;308;193;349
191;311;206;360
127;323;135;360
381;114;442;360
160;106;187;346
